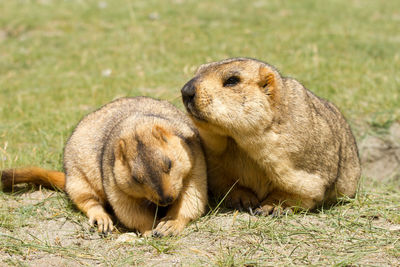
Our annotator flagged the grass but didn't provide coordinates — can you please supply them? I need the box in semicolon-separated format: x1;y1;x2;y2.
0;0;399;266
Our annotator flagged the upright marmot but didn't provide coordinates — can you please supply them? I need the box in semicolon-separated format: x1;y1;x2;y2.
181;58;361;215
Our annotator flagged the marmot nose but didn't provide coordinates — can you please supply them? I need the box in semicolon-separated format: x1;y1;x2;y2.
158;196;174;206
181;78;196;105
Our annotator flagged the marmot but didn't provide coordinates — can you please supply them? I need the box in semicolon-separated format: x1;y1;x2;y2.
1;97;207;236
181;58;361;215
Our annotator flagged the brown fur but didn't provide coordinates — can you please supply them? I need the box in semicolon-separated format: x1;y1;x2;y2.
1;97;207;236
1;167;65;191
181;58;361;214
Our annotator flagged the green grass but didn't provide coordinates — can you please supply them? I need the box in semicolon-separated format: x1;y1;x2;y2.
1;0;399;266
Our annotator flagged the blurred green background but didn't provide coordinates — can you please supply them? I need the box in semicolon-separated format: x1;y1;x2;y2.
0;0;399;169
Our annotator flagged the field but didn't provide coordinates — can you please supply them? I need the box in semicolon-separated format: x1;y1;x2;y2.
1;0;399;266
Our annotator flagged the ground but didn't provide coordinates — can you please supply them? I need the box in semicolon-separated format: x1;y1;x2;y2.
1;170;399;266
1;0;399;266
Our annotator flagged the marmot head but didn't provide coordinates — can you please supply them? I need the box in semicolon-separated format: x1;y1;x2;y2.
113;121;193;206
181;58;283;136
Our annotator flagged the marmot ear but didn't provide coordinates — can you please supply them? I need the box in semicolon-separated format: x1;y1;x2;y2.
115;139;127;163
152;125;170;143
258;66;279;102
195;61;218;75
195;63;210;75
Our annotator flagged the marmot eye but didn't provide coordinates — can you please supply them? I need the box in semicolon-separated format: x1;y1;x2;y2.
163;158;172;173
223;76;240;87
132;175;143;184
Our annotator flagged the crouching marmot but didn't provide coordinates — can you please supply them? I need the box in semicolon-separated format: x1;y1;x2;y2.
181;58;361;215
1;97;207;236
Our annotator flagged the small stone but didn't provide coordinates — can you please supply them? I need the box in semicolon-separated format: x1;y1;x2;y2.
101;69;112;77
148;12;160;21
115;232;139;243
387;224;400;232
98;1;107;9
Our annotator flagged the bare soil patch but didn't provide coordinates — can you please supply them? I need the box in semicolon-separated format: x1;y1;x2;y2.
360;122;400;181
